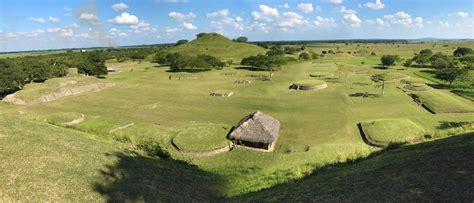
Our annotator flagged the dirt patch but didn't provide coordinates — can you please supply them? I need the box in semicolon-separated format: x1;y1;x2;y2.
2;83;115;105
63;114;85;126
210;91;234;97
171;139;234;157
109;123;135;133
289;83;327;91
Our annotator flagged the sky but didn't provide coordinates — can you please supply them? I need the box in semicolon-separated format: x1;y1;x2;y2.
0;0;473;52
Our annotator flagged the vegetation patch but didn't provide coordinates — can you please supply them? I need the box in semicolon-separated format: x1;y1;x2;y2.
168;73;199;80
360;119;426;146
411;90;474;114
172;122;231;152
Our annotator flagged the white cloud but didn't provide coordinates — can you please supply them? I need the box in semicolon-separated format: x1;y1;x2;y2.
314;16;336;27
277;12;305;28
29;17;46;23
384;11;423;28
439;21;450;27
207;9;229;18
252;5;279;21
169;11;196;22
298;3;314;13
366;18;386;26
182;22;197;30
112;3;129;11
457;11;469;18
110;28;129;36
65;23;80;29
48;16;60;22
343;14;362;27
330;0;343;4
113;12;139;25
361;0;385;10
47;27;74;37
79;13;97;21
165;27;180;33
128;21;157;33
340;6;356;14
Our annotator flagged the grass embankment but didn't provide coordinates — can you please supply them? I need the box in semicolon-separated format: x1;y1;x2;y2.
412;90;474;114
0;114;223;202
235;132;474;202
360;119;426;146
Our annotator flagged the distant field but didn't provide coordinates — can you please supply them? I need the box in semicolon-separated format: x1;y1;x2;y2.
0;50;68;59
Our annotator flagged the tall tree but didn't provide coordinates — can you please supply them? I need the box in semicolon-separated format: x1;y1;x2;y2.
436;65;468;89
381;55;399;67
235;36;248;43
453;47;473;57
371;73;387;96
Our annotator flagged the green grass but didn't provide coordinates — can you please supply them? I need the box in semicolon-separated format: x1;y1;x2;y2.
167;33;266;61
360;119;426;146
412;90;474;113
1;41;473;200
172;122;231;151
235;132;474;201
309;72;334;78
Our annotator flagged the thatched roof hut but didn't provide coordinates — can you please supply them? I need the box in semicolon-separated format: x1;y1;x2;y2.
229;111;280;151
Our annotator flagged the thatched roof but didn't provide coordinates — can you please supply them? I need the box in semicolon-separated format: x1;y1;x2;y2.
229;111;280;144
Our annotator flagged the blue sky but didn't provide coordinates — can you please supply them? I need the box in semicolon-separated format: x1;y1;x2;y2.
0;0;473;52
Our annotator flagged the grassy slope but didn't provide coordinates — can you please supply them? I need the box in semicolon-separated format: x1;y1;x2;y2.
0;114;223;202
235;133;474;202
167;33;266;61
413;90;474;113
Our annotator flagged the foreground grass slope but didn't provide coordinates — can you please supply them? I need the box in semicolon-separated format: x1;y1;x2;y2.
0;114;223;202
236;132;474;202
168;33;266;61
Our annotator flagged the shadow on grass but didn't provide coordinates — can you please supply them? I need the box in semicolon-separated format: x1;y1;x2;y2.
234;133;474;201
349;92;380;98
437;121;471;130
234;66;268;71
94;151;224;202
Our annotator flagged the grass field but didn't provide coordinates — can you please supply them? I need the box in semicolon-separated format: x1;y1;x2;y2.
0;41;473;201
172;122;231;151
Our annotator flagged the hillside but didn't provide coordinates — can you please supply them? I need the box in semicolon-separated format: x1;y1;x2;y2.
167;33;266;61
235;132;474;201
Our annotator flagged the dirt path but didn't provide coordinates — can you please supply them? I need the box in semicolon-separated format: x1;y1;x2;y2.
62;114;85;126
109;123;135;133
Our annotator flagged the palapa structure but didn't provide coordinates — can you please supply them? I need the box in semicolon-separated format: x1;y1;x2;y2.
229;111;280;151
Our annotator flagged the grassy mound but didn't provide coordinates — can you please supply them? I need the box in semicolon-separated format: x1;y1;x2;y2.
33;111;84;126
360;119;426;146
309;72;334;78
385;72;410;81
235;133;474;201
172;123;231;152
167;33;266;61
412;90;474;113
293;80;326;87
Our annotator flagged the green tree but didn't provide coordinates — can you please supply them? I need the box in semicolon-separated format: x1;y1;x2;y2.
78;51;107;77
436;65;468;89
403;58;413;67
196;33;207;38
0;59;25;94
235;36;248;43
266;46;285;56
337;64;349;83
371;73;387;96
453;47;473;57
381;55;399;67
432;58;449;69
175;39;189;46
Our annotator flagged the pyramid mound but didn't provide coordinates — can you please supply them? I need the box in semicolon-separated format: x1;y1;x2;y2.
168;33;266;61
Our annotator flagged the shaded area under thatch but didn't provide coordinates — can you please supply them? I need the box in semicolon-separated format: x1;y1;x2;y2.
228;111;280;151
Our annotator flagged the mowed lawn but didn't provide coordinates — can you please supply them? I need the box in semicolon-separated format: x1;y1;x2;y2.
1;47;473;199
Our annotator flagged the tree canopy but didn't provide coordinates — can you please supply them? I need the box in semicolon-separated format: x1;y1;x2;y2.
235;36;248;43
381;55;399;67
453;47;473;57
241;55;287;71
